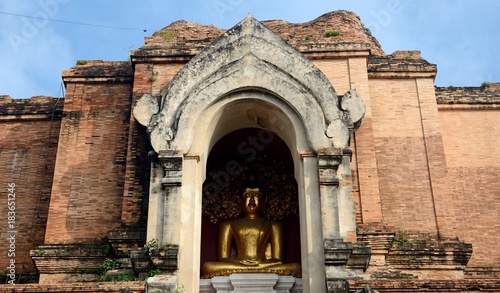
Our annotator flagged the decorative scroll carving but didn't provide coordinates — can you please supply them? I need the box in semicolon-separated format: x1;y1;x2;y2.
339;89;365;130
133;15;367;153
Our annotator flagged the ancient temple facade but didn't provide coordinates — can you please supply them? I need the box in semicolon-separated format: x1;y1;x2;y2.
0;10;499;293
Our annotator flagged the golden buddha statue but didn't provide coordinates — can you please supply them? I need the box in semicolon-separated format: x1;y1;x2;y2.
201;187;301;278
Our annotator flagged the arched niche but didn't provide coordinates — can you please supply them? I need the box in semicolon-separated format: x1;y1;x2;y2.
165;90;329;292
200;127;301;269
139;79;360;293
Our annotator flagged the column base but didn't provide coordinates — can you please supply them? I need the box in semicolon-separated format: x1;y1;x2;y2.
145;274;177;293
200;273;302;293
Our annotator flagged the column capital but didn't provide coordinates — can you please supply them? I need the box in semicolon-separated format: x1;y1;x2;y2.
158;151;183;187
318;148;343;185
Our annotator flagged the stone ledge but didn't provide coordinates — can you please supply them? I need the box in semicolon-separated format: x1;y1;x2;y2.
130;248;150;277
436;84;500;105
327;278;350;293
357;225;473;275
349;279;500;292
437;104;500;111
200;274;303;293
0;281;145;293
0;96;63;117
108;226;147;258
30;244;111;281
146;274;178;293
368;53;437;79
132;42;372;62
62;60;133;84
465;266;500;279
324;239;371;272
149;245;179;272
357;233;394;254
386;237;472;270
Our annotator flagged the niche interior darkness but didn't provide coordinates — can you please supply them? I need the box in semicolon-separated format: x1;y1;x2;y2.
200;128;301;271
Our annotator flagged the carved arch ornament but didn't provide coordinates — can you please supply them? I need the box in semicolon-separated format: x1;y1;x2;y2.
134;14;365;153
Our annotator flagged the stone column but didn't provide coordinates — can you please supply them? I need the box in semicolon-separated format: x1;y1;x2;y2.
159;151;183;246
178;155;202;292
318;147;357;241
300;154;327;293
146;151;164;242
146;150;183;245
337;148;356;241
318;148;343;239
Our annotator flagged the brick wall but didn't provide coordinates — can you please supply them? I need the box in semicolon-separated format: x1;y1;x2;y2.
314;57;385;224
0;281;145;292
43;62;133;244
0;96;62;274
0;10;498;289
439;109;500;267
119;59;185;226
350;279;500;292
368;78;440;235
436;84;500;104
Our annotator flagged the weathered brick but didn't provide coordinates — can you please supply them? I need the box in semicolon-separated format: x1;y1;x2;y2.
0;10;498;291
0;96;62;274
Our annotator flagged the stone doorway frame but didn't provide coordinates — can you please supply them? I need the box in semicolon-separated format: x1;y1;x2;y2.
139;90;362;292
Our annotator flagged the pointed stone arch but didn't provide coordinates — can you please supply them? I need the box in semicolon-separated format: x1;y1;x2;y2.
135;14;365;153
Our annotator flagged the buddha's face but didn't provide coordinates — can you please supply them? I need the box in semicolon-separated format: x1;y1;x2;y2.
241;188;264;215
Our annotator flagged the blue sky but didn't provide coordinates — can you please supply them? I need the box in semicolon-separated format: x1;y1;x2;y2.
1;0;499;99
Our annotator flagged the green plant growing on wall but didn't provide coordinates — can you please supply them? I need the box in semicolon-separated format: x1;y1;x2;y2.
149;74;157;83
99;258;136;282
397;232;410;243
83;243;97;250
158;31;176;42
147;266;161;278
103;243;113;257
76;60;88;65
392;231;411;248
100;258;121;273
33;249;46;256
324;30;340;37
144;238;160;255
362;23;372;36
99;271;135;282
481;81;491;89
405;51;414;59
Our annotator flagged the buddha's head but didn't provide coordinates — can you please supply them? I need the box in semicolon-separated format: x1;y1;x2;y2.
241;187;264;216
